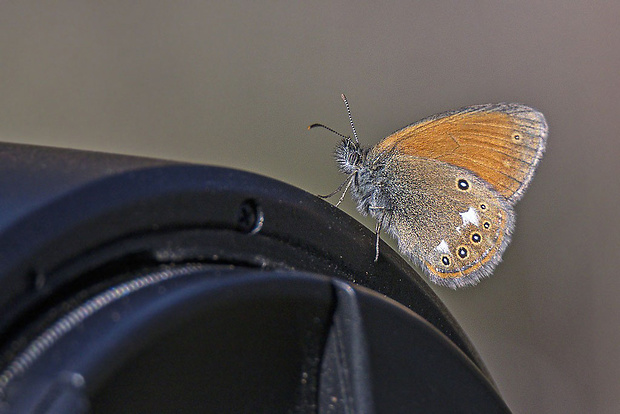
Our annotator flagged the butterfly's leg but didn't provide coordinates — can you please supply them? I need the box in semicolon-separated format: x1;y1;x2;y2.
318;174;354;208
334;176;354;208
318;174;350;199
369;207;395;261
373;217;382;262
369;207;386;262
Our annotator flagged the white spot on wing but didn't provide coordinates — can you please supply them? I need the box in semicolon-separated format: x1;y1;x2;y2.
460;207;479;226
435;240;450;253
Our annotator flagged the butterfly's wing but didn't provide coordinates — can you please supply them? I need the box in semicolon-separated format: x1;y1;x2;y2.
375;153;515;288
375;103;547;203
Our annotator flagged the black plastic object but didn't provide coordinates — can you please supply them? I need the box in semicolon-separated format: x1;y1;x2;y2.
0;142;511;413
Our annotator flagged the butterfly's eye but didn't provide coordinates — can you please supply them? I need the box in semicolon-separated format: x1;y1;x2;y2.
441;256;451;266
457;179;470;191
457;246;468;259
471;233;481;243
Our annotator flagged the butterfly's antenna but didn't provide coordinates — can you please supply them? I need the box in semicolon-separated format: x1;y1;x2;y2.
307;123;349;139
341;94;359;144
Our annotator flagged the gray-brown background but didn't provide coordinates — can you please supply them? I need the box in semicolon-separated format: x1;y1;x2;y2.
1;2;618;413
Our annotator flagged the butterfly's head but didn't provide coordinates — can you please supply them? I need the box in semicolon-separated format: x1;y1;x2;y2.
335;137;366;175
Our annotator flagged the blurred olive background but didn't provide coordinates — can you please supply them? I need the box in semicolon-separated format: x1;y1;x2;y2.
1;2;618;413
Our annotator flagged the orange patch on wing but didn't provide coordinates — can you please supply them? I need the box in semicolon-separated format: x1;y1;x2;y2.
375;110;543;201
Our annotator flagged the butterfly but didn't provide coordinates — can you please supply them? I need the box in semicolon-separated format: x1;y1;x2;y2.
310;95;547;288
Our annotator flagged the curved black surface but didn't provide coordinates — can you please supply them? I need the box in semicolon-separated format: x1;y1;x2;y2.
2;268;509;413
0;142;510;413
